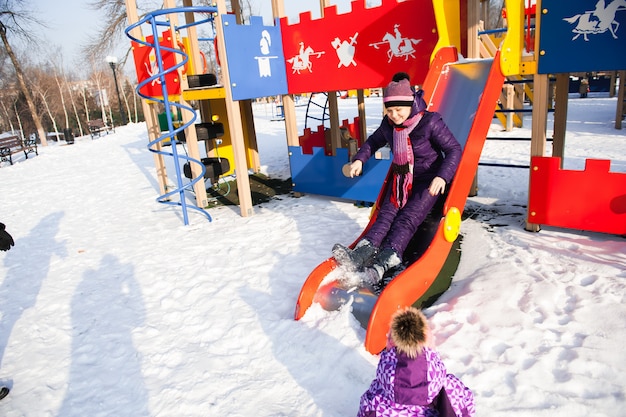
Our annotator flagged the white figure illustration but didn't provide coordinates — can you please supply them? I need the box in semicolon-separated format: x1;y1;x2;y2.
564;0;626;41
369;24;422;63
260;30;271;54
255;30;276;77
286;42;325;74
332;33;359;68
144;49;162;87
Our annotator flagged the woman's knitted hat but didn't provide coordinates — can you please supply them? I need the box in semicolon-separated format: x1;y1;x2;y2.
383;79;415;108
390;307;429;358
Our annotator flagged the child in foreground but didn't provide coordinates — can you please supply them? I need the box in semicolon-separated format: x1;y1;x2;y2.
357;307;475;417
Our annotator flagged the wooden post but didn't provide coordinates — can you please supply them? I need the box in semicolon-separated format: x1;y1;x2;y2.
182;0;204;76
215;0;254;216
357;89;367;146
524;0;545;232
609;71;616;98
525;72;549;232
319;0;341;156
328;91;341;155
166;0;209;209
282;95;300;147
530;75;549;160
467;0;479;59
552;73;569;162
231;0;261;172
125;0;168;197
271;0;299;148
240;101;260;172
144;100;169;197
504;83;514;131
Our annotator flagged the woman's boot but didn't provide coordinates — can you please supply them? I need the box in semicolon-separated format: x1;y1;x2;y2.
332;239;377;271
363;247;402;285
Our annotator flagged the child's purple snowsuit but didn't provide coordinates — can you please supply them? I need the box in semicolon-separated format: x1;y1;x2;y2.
352;99;461;258
357;347;476;417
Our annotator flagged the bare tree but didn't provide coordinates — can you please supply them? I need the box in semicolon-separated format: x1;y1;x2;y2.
120;77;133;123
126;74;141;123
12;99;24;139
53;67;71;130
33;79;61;141
89;59;111;126
0;99;16;133
238;0;259;24
79;85;93;137
83;0;130;63
0;0;49;145
66;78;86;137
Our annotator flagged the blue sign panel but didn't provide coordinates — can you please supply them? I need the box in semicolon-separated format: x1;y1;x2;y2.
289;146;391;203
221;15;288;100
538;0;626;73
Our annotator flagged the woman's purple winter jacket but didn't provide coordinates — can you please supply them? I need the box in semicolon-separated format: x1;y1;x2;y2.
352;111;461;187
350;96;461;256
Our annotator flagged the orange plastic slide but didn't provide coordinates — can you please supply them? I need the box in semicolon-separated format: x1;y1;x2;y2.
294;47;505;354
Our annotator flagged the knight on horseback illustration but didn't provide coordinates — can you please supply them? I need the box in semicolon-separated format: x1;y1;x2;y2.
369;24;422;63
287;42;325;74
564;0;626;41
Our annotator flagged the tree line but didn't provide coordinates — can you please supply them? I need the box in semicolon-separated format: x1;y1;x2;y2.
0;47;142;144
0;0;148;146
0;0;257;145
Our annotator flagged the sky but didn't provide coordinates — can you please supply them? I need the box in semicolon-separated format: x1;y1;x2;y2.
256;0;362;23
0;87;625;416
29;0;104;65
24;0;359;71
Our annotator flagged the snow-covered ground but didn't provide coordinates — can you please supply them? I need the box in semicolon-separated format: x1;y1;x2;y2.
0;92;624;416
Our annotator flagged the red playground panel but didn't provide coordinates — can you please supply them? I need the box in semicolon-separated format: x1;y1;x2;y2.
280;0;438;94
528;157;626;235
298;117;362;156
131;29;181;98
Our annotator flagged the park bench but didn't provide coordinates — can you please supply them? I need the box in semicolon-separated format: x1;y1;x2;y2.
0;134;38;166
88;119;113;139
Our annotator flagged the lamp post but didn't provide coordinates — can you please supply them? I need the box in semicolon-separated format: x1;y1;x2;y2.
105;55;127;125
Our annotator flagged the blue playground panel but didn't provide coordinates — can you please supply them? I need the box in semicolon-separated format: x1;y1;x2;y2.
289;146;392;203
221;15;288;100
538;0;626;74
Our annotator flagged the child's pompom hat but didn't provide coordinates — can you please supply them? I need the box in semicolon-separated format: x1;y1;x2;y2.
390;307;429;358
383;79;415;108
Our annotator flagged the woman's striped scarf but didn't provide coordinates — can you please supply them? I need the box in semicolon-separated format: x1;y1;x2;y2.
390;112;423;208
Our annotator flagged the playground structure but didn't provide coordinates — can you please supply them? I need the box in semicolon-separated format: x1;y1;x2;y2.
292;0;626;354
123;0;626;353
480;2;625;131
500;0;626;234
124;0;262;224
